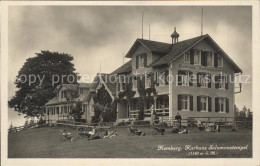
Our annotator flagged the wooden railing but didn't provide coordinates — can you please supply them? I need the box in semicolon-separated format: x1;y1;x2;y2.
8;123;44;133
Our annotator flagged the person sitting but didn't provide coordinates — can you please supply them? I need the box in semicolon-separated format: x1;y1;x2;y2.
103;129;117;138
213;123;220;132
178;127;188;134
61;129;73;141
129;124;145;136
88;127;101;140
152;122;165;135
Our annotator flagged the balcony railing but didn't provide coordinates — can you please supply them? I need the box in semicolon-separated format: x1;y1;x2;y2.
130;108;169;118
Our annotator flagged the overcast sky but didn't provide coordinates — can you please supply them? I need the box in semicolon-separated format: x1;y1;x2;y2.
8;6;252;126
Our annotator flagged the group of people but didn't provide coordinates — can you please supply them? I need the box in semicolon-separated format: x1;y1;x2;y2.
197;121;220;132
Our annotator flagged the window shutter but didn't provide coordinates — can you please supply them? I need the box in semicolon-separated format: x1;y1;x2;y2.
129;76;133;89
190;95;193;111
197;96;201;111
178;71;182;86
136;55;139;69
151;73;154;87
190;49;194;64
165;70;169;85
118;77;120;92
201;51;207;66
142;75;145;87
215;75;219;89
225;76;229;90
208;97;212;112
178;94;182;111
155;72;159;86
189;71;193;86
197;73;201;87
214;53;218;67
144;54;147;67
137;76;141;89
226;98;229;113
215;98;219;112
208;74;211;88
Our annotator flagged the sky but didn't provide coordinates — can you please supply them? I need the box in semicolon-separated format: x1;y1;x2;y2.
7;6;252;126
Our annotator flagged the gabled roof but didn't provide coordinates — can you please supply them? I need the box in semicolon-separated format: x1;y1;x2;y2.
100;74;117;97
84;73;116;102
54;84;78;93
125;39;172;58
150;35;207;67
125;34;242;73
79;83;91;88
111;60;132;74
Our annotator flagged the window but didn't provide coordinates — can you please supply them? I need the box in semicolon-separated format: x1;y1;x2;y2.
178;94;193;111
200;97;208;111
132;76;137;89
197;96;211;112
136;53;147;69
184;52;190;63
207;52;214;67
215;75;228;90
194;50;201;65
156;96;169;109
182;95;189;110
215;97;229;113
217;55;223;67
178;71;191;86
218;98;225;112
119;75;126;91
198;73;211;88
145;74;152;88
159;71;166;86
219;77;225;89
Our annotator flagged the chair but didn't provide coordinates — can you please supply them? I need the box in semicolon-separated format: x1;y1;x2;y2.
152;124;165;135
127;126;136;136
127;126;145;136
60;129;73;142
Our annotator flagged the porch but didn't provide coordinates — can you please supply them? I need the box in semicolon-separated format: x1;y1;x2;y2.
117;94;170;121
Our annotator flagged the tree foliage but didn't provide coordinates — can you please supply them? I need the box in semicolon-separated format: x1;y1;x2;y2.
92;84;116;123
8;50;78;118
70;101;84;120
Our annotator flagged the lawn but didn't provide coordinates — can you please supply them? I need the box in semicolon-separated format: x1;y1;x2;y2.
8;126;252;158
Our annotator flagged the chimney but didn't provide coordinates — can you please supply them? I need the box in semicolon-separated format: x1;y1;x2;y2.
171;27;179;44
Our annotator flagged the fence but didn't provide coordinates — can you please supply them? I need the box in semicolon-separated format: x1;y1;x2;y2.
8;123;45;133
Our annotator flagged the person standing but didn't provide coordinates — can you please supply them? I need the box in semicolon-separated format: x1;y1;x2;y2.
175;113;182;130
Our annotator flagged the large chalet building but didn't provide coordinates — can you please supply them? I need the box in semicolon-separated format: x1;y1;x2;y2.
44;29;242;124
111;29;242;122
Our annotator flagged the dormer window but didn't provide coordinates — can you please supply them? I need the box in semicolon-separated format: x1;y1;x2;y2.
136;53;147;69
184;52;190;63
194;50;201;65
207;52;214;67
217;55;223;67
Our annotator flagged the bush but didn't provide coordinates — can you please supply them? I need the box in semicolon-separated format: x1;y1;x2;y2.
38;118;46;126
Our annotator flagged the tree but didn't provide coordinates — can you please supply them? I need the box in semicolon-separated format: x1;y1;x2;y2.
70;101;84;120
8;51;78;118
